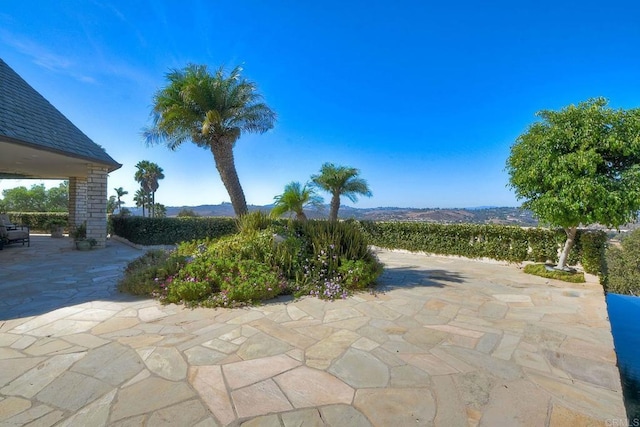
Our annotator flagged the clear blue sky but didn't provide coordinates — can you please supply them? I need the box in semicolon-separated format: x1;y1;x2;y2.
1;1;639;209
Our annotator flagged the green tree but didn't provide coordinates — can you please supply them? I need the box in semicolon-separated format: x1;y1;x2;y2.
1;182;68;212
506;98;640;270
46;182;69;212
2;185;45;211
177;208;199;217
311;163;372;221
114;187;128;210
144;64;276;216
271;182;323;221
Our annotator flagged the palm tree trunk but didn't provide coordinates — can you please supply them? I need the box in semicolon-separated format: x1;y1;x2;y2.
210;141;248;216
556;226;577;271
329;192;340;221
296;211;308;221
152;191;155;218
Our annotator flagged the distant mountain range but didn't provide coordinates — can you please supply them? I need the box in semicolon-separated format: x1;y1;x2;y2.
127;204;539;226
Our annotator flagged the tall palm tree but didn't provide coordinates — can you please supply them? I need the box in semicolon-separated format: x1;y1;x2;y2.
146;163;164;218
144;64;276;216
311;163;372;221
134;161;164;217
135;161;152;192
271;182;323;221
114;187;128;211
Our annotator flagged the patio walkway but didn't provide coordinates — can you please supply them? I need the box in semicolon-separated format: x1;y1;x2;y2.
0;236;627;426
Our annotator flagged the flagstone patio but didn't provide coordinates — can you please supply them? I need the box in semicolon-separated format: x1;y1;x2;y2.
0;236;627;426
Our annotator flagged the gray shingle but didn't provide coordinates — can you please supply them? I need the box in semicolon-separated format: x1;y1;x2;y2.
0;58;120;170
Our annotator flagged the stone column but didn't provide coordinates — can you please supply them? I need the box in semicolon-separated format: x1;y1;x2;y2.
68;177;87;232
86;164;108;248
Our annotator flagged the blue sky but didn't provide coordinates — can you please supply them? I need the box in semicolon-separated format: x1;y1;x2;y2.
1;1;639;209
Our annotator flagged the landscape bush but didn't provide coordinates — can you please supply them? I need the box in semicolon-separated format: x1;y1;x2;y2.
523;264;585;283
358;221;606;274
605;229;640;296
110;216;237;245
117;249;188;296
4;212;68;232
118;216;382;307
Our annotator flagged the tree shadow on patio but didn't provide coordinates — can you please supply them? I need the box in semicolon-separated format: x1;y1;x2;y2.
376;265;465;291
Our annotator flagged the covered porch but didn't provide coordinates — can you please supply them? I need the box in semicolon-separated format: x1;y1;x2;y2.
0;58;121;248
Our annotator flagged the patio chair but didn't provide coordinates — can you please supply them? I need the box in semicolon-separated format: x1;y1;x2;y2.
0;224;30;249
0;214;17;230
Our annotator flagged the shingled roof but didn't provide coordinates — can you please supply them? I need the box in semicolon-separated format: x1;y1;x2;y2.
0;58;120;171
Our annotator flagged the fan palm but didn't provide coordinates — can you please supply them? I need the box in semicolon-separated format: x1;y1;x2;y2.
271;182;323;221
144;64;276;216
134;161;164;217
311;163;372;221
133;188;151;218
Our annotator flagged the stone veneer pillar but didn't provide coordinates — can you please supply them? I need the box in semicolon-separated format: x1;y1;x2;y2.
86;164;108;248
68;176;87;232
68;164;108;248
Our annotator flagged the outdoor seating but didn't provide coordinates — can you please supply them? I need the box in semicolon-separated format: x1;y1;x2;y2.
0;214;17;230
0;224;30;249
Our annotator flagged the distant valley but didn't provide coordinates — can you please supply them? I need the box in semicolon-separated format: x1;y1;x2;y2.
148;204;540;226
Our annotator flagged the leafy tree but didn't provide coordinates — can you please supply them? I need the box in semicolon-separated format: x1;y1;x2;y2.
271;181;323;221
506;98;640;270
46;182;69;212
1;182;68;212
144;64;276;216
311;163;372;221
114;187;128;210
177;208;199;217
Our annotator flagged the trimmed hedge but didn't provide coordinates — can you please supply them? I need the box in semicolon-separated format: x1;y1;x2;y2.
110;216;237;245
5;212;68;232
357;221;606;275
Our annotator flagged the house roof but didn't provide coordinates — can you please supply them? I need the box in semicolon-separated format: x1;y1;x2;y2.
0;58;121;176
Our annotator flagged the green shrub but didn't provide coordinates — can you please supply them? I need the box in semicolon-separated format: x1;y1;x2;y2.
579;231;607;275
605;230;640;295
358;221;606;274
120;219;382;307
110;216;237;245
523;263;585;283
236;211;272;235
117;250;187;296
6;212;68;232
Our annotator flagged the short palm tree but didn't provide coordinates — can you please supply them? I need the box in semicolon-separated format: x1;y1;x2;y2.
271;182;323;221
311;163;372;221
133;188;150;218
144;64;276;216
107;195;117;215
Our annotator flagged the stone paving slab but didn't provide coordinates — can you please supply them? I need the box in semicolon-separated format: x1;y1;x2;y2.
0;237;628;425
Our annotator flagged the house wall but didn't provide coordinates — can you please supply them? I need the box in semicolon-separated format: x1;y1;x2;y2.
69;164;108;248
